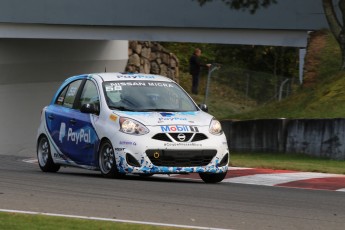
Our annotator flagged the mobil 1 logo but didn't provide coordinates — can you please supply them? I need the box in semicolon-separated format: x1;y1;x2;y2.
160;125;199;133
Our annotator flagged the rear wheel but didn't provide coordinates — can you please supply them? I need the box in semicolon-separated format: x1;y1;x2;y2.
98;140;124;178
37;136;60;172
199;172;227;183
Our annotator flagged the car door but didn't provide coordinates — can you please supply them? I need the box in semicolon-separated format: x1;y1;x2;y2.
70;79;100;166
45;79;84;164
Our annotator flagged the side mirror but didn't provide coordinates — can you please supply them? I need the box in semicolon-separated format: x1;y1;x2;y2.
80;103;99;115
199;104;208;112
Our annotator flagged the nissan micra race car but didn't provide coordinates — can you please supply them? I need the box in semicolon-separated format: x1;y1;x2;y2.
37;73;229;183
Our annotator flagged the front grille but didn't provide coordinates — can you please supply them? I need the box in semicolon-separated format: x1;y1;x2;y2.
152;133;171;142
169;133;193;142
191;133;208;142
152;133;208;142
146;149;217;167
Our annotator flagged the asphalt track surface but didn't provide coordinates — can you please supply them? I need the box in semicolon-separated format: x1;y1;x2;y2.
1;155;345;230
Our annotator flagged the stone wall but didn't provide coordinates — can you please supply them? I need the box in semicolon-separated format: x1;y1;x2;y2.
126;41;179;82
221;118;345;160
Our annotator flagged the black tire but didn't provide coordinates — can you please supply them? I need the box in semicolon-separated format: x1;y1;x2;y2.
98;140;124;178
199;172;227;183
37;136;60;172
139;173;154;177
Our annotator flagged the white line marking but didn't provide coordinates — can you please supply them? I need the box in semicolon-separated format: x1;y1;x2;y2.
0;209;233;230
336;188;345;192
22;158;38;164
229;167;252;170
223;172;343;186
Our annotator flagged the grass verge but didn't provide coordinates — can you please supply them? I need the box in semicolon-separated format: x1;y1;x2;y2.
230;152;345;174
0;212;186;230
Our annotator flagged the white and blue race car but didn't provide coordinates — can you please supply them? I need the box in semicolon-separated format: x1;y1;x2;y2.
37;73;229;183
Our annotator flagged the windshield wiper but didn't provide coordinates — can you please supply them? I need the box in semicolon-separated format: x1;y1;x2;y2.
142;109;185;112
108;106;138;112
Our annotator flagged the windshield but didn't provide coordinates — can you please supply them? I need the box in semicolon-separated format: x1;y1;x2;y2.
102;81;198;112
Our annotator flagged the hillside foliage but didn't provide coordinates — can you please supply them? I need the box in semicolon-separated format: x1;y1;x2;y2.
163;30;344;120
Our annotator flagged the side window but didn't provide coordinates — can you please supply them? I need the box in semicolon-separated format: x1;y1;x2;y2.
63;80;82;109
78;80;99;110
55;86;68;106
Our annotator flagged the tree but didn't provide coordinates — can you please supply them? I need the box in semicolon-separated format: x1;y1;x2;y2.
197;0;345;70
197;0;277;14
322;0;345;70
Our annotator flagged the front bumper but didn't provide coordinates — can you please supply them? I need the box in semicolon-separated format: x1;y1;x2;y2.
111;126;229;174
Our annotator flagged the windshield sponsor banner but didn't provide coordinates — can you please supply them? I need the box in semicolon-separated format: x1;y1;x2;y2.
108;82;174;88
104;82;174;91
160;125;199;132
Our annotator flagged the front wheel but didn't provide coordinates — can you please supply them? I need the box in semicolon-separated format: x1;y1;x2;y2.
37;136;60;172
98;140;124;178
199;172;227;183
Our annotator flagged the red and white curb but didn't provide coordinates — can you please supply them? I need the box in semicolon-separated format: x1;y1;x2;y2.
172;167;345;192
24;159;345;192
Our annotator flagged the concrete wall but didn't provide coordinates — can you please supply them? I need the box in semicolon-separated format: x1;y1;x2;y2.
0;39;128;156
286;119;345;160
0;0;329;30
0;1;329;47
222;119;345;160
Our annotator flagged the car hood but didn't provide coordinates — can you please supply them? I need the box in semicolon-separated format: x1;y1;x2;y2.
113;111;213;126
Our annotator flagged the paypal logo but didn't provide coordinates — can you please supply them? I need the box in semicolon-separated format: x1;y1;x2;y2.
67;128;91;144
59;122;91;144
59;123;66;143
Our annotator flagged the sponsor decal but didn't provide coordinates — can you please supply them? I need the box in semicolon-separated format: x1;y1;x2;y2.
164;142;202;147
57;96;64;103
59;123;66;143
59;122;91;145
147;82;173;87
53;152;69;161
67;86;78;97
54;152;65;159
160;112;174;117
105;86;113;91
121;112;152;116
114;148;125;151
177;112;197;116
109;82;174;88
67;128;91;144
106;85;123;92
158;117;187;122
117;75;156;79
110;82;146;87
160;125;199;133
119;141;137;146
109;114;118;122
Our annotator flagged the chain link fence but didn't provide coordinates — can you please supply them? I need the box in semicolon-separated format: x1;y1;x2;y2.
208;66;298;105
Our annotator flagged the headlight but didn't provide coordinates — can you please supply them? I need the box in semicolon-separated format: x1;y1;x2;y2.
119;117;149;135
209;118;223;135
